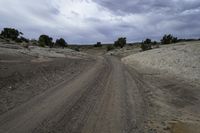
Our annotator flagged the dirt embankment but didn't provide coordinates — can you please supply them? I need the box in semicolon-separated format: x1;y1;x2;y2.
0;43;95;115
122;41;200;84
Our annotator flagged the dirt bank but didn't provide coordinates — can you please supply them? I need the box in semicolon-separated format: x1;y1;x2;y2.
0;43;95;115
122;41;200;84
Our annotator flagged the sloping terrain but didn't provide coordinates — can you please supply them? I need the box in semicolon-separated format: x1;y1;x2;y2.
0;43;95;115
122;41;200;84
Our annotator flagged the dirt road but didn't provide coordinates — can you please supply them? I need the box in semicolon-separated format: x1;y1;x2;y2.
0;56;200;133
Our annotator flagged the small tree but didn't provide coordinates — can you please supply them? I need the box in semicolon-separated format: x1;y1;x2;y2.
161;34;178;44
1;28;23;40
144;38;151;44
94;42;102;47
38;35;53;48
55;38;67;48
114;37;126;48
141;38;152;51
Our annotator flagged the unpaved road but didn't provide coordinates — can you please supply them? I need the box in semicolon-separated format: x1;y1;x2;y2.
0;55;200;133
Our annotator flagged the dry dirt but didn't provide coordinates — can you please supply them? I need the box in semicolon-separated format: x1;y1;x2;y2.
0;43;200;133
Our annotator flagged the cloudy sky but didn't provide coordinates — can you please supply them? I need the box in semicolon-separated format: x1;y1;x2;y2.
0;0;200;44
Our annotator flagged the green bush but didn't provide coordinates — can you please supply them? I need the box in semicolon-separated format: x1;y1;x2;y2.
107;45;114;51
161;34;178;44
0;35;4;39
0;28;23;40
22;43;29;49
55;38;67;48
20;37;29;43
94;42;102;47
38;35;53;48
39;43;45;47
141;38;152;51
114;37;126;48
74;47;80;52
30;39;38;46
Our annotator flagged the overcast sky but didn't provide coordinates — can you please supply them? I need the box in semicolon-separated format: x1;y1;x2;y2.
0;0;200;44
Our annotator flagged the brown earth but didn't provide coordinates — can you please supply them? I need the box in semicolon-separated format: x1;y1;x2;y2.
0;44;200;133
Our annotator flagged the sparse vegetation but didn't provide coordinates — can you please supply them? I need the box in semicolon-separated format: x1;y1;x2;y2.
114;37;126;48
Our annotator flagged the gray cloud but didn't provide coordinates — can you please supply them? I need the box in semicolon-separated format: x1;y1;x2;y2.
0;0;200;43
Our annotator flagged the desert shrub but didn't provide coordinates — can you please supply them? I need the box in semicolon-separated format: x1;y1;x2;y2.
0;35;4;39
152;41;157;45
20;37;29;43
74;47;80;52
0;28;23;40
107;45;114;51
178;38;198;42
5;39;10;43
22;43;29;48
55;38;67;48
38;35;53;48
30;39;38;45
39;43;45;47
15;38;23;43
144;38;152;44
141;38;152;51
114;37;126;48
94;42;102;47
15;37;29;43
161;34;178;44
